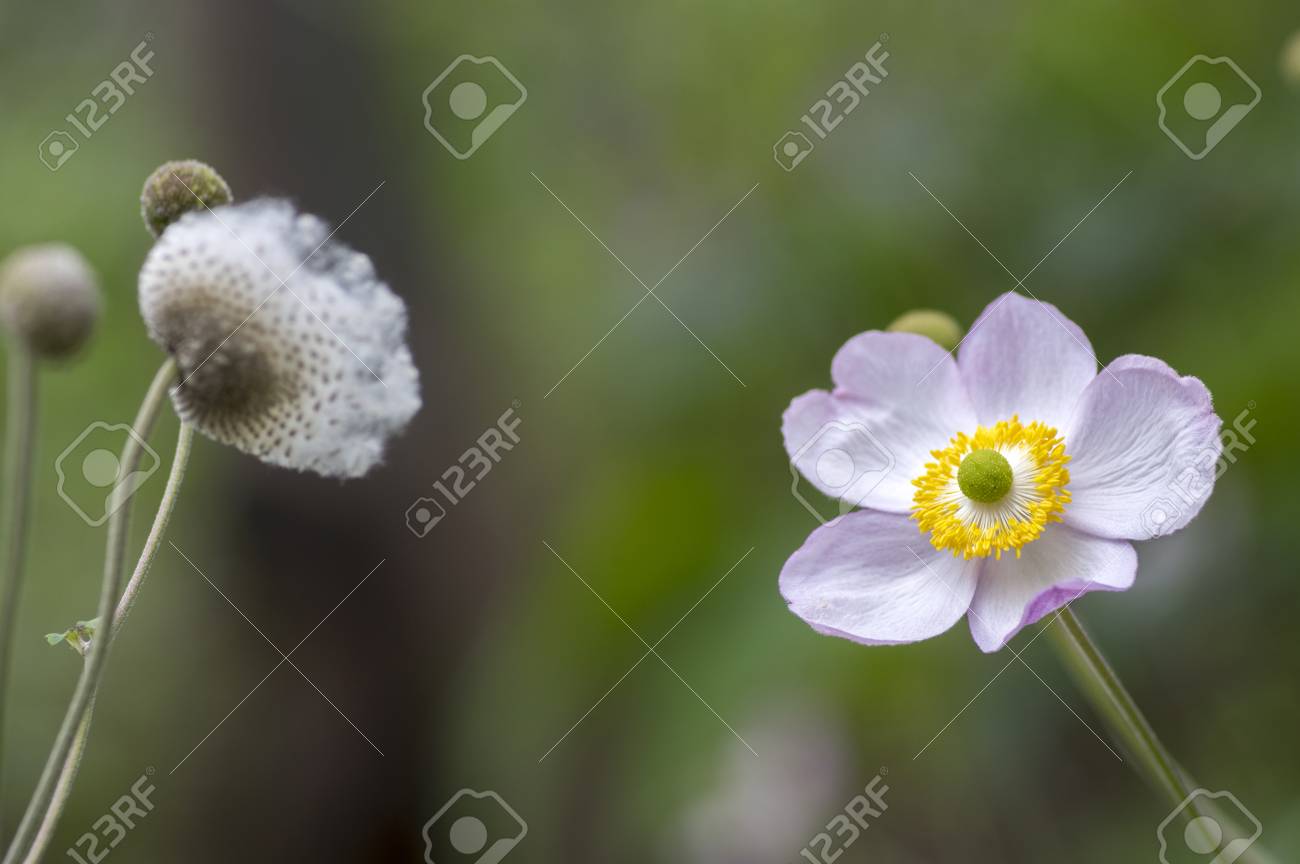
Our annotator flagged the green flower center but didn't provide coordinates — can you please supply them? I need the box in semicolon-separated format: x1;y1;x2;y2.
957;448;1013;503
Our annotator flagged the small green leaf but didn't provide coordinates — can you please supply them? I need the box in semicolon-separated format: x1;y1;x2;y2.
43;617;102;656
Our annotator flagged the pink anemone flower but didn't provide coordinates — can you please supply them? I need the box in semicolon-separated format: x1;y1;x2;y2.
781;292;1221;652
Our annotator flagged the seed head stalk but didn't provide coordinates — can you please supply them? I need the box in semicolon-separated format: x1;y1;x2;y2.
2;359;176;864
0;345;38;815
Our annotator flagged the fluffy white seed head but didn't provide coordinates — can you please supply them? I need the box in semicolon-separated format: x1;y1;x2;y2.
0;244;102;359
138;199;420;478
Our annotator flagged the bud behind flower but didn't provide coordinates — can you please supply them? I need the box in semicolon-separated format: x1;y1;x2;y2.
140;159;233;238
886;308;963;351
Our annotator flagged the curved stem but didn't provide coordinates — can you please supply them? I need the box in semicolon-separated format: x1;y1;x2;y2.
1051;607;1191;808
0;346;38;812
17;421;193;864
1;359;176;864
19;708;90;864
1051;608;1275;863
110;422;193;639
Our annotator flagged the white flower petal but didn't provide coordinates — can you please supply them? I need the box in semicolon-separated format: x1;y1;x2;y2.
959;292;1097;432
138;199;421;478
1062;355;1221;540
780;510;980;645
783;332;977;513
968;525;1135;652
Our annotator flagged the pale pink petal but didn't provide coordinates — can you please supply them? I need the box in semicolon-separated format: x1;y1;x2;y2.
1062;355;1222;540
968;525;1136;652
958;292;1097;432
780;510;981;645
783;332;976;513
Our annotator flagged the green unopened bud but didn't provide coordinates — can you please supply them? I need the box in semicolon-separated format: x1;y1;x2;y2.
1283;31;1300;88
886;308;963;351
0;244;102;359
140;159;232;238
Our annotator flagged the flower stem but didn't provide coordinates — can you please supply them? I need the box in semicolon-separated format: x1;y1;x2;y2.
1;359;176;864
0;345;38;814
110;421;193;639
1050;607;1192;809
16;421;193;864
1049;608;1277;863
19;708;90;864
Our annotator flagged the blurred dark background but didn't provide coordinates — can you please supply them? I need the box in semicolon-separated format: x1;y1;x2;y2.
2;0;1298;861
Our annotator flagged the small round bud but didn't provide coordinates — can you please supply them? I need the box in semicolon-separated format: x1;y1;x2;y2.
140;159;233;238
1282;30;1300;88
0;244;102;359
887;308;963;351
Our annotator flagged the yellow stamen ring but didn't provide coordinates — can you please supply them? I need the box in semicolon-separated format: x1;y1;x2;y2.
911;415;1070;560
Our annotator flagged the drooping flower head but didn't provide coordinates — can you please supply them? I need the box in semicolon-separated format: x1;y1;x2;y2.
0;244;101;359
138;199;420;478
781;293;1221;652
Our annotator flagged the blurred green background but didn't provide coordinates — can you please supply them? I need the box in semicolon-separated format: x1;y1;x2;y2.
2;1;1298;861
